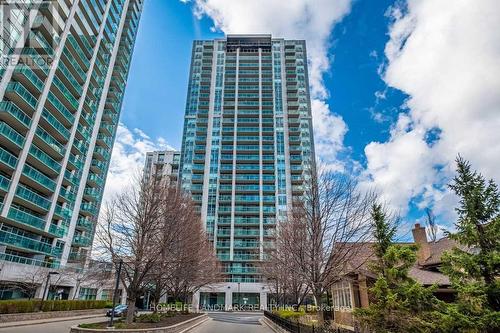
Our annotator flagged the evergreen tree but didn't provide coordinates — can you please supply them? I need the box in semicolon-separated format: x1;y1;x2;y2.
355;204;445;333
440;156;500;332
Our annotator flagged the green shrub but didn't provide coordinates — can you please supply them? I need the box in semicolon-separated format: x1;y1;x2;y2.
274;309;306;320
0;299;109;314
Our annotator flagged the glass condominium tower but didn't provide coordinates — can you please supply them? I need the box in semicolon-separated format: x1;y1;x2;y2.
0;0;143;276
180;35;315;309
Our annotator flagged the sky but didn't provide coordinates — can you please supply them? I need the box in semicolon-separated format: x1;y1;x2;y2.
104;0;500;236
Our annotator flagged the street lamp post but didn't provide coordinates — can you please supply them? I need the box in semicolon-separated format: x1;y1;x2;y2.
109;259;123;328
237;282;240;310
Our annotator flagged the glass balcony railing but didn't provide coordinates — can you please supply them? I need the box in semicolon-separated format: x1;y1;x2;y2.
87;172;103;185
52;76;79;110
48;224;65;237
22;164;56;191
47;92;75;124
68;154;84;169
0;101;31;128
64;170;80;186
0;230;56;256
76;217;93;231
72;234;91;247
0;252;60;268
66;36;90;69
225;267;259;274
7;206;46;230
13;66;44;92
54;204;72;219
62;47;86;82
41;109;70;139
0;174;10;191
0;146;18;169
6;82;38;110
15;184;51;211
80;202;98;215
59;187;76;202
35;127;65;155
57;61;83;95
29;145;61;173
233;254;261;261
0;121;25;148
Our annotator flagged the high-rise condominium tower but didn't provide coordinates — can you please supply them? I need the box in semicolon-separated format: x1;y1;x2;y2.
179;35;315;309
0;0;143;287
143;150;180;185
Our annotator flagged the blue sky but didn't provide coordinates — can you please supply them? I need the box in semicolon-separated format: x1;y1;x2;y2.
106;0;500;235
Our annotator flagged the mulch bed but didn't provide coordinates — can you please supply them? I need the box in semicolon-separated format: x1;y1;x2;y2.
83;313;202;329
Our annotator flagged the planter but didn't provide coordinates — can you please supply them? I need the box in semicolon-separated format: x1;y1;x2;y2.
0;309;106;323
70;313;208;333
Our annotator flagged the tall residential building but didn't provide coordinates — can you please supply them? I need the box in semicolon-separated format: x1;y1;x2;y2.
179;35;315;309
143;150;180;185
0;0;143;298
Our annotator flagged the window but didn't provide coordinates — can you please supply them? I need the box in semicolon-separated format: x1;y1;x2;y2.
79;287;97;300
332;281;352;310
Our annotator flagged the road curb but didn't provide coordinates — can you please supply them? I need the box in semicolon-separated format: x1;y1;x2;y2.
0;314;104;329
177;315;211;333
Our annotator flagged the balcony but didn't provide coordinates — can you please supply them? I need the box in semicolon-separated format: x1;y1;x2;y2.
28;145;61;175
233;254;261;261
15;184;51;212
5;82;38;112
59;187;77;202
40;109;70;142
46;92;75;126
96;134;112;148
0;252;59;269
80;202;98;216
0;230;57;256
0;174;10;192
13;66;44;93
76;217;93;231
72;234;92;247
22;164;56;192
7;206;46;230
0;101;31;131
225;267;259;274
54;204;73;219
87;173;103;187
0;121;25;151
48;223;66;238
34;127;65;157
0;146;18;170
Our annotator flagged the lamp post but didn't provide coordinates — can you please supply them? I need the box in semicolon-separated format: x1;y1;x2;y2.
109;259;123;328
237;282;240;310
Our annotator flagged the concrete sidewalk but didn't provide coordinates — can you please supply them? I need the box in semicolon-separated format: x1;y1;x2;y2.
0;313;105;329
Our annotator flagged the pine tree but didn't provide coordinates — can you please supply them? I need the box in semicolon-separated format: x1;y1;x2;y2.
355;204;445;333
440;156;500;332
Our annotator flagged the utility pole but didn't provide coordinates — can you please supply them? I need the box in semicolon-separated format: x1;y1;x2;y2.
109;259;123;328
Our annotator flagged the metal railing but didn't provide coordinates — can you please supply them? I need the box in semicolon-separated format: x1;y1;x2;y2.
264;311;355;333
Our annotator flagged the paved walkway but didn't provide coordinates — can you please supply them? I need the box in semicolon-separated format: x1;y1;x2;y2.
0;315;107;333
188;312;274;333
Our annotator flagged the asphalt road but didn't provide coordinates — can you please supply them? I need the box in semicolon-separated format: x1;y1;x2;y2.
189;312;274;333
0;316;108;333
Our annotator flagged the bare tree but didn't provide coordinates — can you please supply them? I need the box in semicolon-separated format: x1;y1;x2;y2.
276;166;376;322
96;175;167;324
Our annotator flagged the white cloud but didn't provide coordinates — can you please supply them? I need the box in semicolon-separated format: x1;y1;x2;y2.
362;0;500;218
186;0;353;168
102;123;174;203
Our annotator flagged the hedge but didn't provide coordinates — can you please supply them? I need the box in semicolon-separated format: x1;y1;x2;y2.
0;299;111;314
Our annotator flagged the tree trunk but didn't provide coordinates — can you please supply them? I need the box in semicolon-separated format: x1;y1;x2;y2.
126;297;136;324
313;292;325;324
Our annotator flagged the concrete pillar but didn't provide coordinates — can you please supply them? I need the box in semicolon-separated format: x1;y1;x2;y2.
260;292;268;311
225;288;233;311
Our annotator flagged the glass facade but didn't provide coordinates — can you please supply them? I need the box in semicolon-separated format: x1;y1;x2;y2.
0;0;143;269
179;35;315;285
